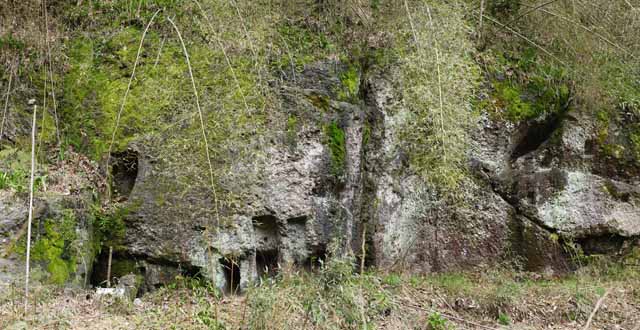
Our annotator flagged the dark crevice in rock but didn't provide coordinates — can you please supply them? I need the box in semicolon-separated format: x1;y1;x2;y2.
90;250;201;295
287;215;307;224
110;149;139;200
485;175;559;235
253;214;279;251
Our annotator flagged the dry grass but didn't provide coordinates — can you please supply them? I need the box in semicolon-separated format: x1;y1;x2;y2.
2;262;639;329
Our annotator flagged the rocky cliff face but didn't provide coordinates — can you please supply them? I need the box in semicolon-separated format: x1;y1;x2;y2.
1;0;639;293
103;60;639;291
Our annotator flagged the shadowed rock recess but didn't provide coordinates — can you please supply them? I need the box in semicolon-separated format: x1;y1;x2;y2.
1;0;639;295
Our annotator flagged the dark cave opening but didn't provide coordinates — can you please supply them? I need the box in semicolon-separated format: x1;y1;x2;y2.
110;149;139;199
577;234;626;255
221;257;241;294
256;249;279;278
510;115;562;160
90;250;143;288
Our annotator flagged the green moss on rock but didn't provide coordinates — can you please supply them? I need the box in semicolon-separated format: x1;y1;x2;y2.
30;210;78;285
324;121;346;178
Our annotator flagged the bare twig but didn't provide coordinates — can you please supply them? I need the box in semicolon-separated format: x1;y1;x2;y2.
482;14;567;66
507;0;563;26
478;0;484;39
106;9;160;198
521;4;632;57
106;246;113;287
24;104;38;313
583;288;611;330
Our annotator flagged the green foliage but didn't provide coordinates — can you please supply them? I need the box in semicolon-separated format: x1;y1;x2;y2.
92;203;128;248
0;147;47;193
427;312;449;330
497;312;511;325
483;50;571;123
397;1;480;192
598;57;640;113
337;65;360;102
487;0;520;17
492;82;534;122
286;114;298;147
196;308;226;329
324;121;346;179
0;35;26;50
429;273;473;295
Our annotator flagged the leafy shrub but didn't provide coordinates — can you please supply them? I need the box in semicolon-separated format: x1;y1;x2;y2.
427;312;449;330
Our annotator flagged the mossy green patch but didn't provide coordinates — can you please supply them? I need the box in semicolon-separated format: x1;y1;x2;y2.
337;65;360;102
28;210;78;285
324;121;346;179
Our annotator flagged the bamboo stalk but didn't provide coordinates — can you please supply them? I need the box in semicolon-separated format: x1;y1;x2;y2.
478;0;484;40
360;226;366;274
107;246;113;287
166;15;219;229
167;17;221;290
0;61;14;143
43;0;60;145
24;104;38;313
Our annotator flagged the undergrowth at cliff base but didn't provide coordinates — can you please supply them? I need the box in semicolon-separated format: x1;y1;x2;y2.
2;257;640;329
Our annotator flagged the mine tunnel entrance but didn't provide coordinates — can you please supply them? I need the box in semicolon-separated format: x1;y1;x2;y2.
111;149;139;200
90;250;142;288
220;257;240;294
304;245;327;271
256;250;279;278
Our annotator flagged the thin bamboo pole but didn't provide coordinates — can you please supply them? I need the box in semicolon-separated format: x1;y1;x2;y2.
24;104;37;313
